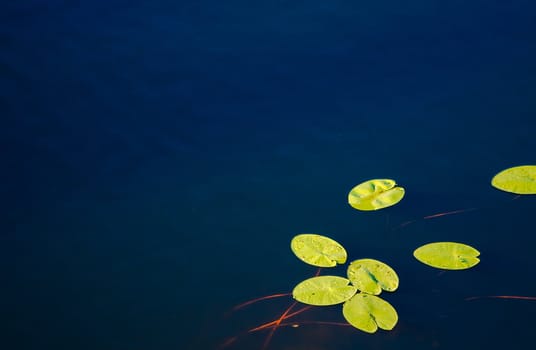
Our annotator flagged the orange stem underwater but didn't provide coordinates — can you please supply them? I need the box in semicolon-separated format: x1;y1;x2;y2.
423;207;478;219
232;293;291;311
261;301;298;350
248;306;312;333
466;295;536;301
392;207;478;231
278;320;351;328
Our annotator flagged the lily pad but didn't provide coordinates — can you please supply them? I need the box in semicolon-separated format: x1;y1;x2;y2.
348;179;405;211
342;293;398;333
292;276;358;306
491;165;536;194
347;259;399;295
413;242;480;270
291;234;347;267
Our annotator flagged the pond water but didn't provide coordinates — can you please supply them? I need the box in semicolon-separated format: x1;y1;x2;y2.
2;1;536;349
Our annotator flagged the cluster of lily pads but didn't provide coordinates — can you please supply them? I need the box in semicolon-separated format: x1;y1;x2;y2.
291;234;399;333
289;165;536;333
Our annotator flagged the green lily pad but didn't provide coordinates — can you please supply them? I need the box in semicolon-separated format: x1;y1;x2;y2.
290;234;347;267
347;259;399;295
413;242;480;270
292;276;358;306
348;179;405;211
342;293;398;333
491;165;536;194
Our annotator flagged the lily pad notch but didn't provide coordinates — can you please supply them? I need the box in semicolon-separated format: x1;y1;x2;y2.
491;165;536;194
348;179;405;211
413;242;480;270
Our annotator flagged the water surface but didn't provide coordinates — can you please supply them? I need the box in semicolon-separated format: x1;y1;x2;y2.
2;1;536;349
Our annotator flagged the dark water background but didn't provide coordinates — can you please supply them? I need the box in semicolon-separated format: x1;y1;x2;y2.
2;1;536;349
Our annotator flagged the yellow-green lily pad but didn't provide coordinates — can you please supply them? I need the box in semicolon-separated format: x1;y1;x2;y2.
347;259;399;295
491;165;536;194
342;293;398;333
290;234;347;267
348;179;405;211
413;242;480;270
292;276;358;306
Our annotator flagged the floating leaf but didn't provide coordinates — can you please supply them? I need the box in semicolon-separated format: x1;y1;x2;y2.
342;293;398;333
413;242;480;270
491;165;536;194
347;259;399;295
292;276;358;306
348;179;405;211
291;234;347;267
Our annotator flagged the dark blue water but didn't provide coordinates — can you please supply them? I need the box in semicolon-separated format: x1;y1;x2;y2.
2;1;536;349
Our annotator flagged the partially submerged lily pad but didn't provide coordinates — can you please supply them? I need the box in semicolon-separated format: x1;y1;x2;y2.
293;276;358;306
491;165;536;194
347;259;399;295
291;234;347;267
413;242;480;270
342;293;398;333
348;179;405;211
